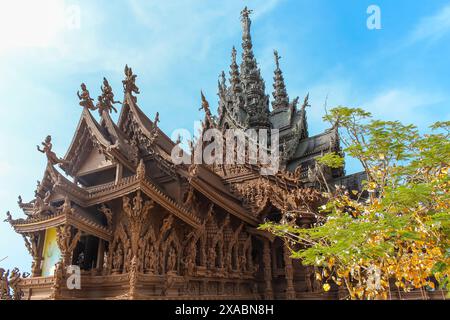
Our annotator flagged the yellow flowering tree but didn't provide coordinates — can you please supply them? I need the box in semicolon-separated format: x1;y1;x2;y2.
261;107;450;299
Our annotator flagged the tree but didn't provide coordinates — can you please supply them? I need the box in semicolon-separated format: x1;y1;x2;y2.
261;106;450;299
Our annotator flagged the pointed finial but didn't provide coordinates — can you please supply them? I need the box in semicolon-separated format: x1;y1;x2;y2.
241;6;253;20
274;50;281;69
302;93;310;110
240;7;253;40
220;71;226;86
231;46;237;63
154;112;160;127
4;211;12;223
199;90;209;112
199;90;214;128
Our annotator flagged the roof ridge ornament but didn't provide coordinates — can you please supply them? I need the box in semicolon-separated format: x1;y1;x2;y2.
97;77;121;115
77;83;96;111
36;135;67;165
122;64;140;103
274;50;281;69
199;91;215;129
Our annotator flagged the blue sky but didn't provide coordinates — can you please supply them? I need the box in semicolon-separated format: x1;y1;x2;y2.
0;0;449;272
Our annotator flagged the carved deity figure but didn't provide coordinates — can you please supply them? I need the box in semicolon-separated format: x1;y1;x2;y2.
207;247;216;270
77;83;96;110
144;245;156;274
166;246;177;272
113;245;123;271
183;254;195;276
37;135;67;165
97;77;121;115
239;254;247;272
125;246;133;273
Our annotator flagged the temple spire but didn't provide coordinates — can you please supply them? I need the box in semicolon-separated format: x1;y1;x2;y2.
272;50;289;110
229;46;242;95
239;7;270;128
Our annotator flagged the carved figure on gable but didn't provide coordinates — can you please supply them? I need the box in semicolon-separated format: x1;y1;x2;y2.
37;135;67;165
77;83;96;111
98;77;121;114
122;64;140;101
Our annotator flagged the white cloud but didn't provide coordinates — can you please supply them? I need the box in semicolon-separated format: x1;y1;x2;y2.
363;88;446;128
408;4;450;44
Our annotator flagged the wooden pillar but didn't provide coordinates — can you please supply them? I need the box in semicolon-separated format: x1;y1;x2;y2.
283;243;296;299
32;232;45;277
96;239;105;270
262;239;273;299
115;163;123;185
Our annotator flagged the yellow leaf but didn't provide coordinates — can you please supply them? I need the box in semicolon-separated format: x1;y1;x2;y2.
323;283;331;292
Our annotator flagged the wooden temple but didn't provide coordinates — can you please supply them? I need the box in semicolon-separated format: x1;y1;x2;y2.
2;7;368;300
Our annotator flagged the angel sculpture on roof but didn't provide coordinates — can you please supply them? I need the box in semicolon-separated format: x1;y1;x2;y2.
77;83;96;111
97;77;121;115
37;135;67;165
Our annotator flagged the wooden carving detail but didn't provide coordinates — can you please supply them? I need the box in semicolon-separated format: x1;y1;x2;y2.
0;267;28;300
77;83;96;111
98;203;113;229
136;159;146;180
233;177;322;218
283;242;296;299
122;64;140;102
56;225;81;266
122;190;154;257
97;77;121;115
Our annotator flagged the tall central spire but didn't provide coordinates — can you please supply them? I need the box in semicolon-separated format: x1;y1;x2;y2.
239;7;270;129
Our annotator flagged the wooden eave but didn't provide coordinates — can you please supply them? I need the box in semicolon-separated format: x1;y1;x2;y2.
10;210;112;241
